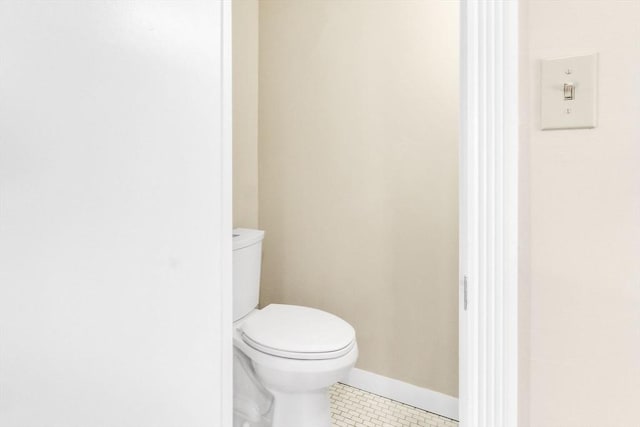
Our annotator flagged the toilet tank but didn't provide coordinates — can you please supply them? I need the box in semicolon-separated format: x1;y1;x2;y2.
233;228;265;321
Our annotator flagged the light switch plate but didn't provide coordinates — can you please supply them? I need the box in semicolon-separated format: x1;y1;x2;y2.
541;53;598;130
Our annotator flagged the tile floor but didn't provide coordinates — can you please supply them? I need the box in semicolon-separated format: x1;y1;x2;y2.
329;383;458;427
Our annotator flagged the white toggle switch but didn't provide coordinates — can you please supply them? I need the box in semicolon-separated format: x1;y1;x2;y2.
563;83;575;100
541;53;598;130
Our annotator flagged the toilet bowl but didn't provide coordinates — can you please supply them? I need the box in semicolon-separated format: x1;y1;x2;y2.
232;229;358;427
234;305;358;427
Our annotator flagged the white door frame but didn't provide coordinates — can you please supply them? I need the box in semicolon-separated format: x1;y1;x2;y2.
220;0;233;426
219;0;521;424
459;0;520;426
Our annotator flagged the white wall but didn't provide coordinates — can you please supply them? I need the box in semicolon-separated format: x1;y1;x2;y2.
0;2;229;426
526;0;640;425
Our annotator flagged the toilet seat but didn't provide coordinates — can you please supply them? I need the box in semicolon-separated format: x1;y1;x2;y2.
241;304;356;360
241;334;356;360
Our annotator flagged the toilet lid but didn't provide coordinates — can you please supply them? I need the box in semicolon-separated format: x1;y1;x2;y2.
241;304;356;360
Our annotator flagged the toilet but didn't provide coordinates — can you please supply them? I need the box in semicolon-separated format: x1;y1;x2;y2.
233;228;358;427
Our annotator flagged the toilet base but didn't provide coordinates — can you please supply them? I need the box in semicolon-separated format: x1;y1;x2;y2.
270;388;331;427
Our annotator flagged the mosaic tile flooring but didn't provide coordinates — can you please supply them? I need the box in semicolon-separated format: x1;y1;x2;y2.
329;383;458;427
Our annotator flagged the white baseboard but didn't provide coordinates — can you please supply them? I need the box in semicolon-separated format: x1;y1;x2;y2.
342;368;459;421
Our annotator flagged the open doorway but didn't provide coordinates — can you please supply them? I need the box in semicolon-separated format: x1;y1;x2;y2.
232;1;461;425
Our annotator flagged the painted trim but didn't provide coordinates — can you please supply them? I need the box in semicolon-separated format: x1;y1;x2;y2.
220;0;233;426
342;368;459;421
459;0;519;426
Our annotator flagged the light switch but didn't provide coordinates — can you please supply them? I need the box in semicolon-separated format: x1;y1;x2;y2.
563;83;574;100
541;53;598;130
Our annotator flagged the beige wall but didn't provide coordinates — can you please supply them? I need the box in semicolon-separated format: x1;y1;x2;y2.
519;2;532;425
258;0;459;396
233;0;259;228
526;0;640;425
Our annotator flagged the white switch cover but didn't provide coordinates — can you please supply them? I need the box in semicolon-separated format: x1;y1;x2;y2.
541;53;598;130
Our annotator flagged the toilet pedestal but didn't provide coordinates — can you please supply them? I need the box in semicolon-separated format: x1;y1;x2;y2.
270;388;331;427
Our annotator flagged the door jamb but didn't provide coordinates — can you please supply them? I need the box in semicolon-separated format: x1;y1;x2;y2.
459;0;520;426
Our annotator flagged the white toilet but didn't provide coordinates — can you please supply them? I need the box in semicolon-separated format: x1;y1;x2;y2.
233;228;358;427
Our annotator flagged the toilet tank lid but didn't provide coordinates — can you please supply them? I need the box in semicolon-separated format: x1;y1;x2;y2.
233;228;265;251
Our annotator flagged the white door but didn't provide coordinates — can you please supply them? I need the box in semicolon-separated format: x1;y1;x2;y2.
0;2;231;426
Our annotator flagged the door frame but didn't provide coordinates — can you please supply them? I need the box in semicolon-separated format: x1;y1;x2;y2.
459;0;520;426
220;0;233;426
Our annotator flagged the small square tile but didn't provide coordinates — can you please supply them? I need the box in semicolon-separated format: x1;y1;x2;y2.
330;383;458;427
